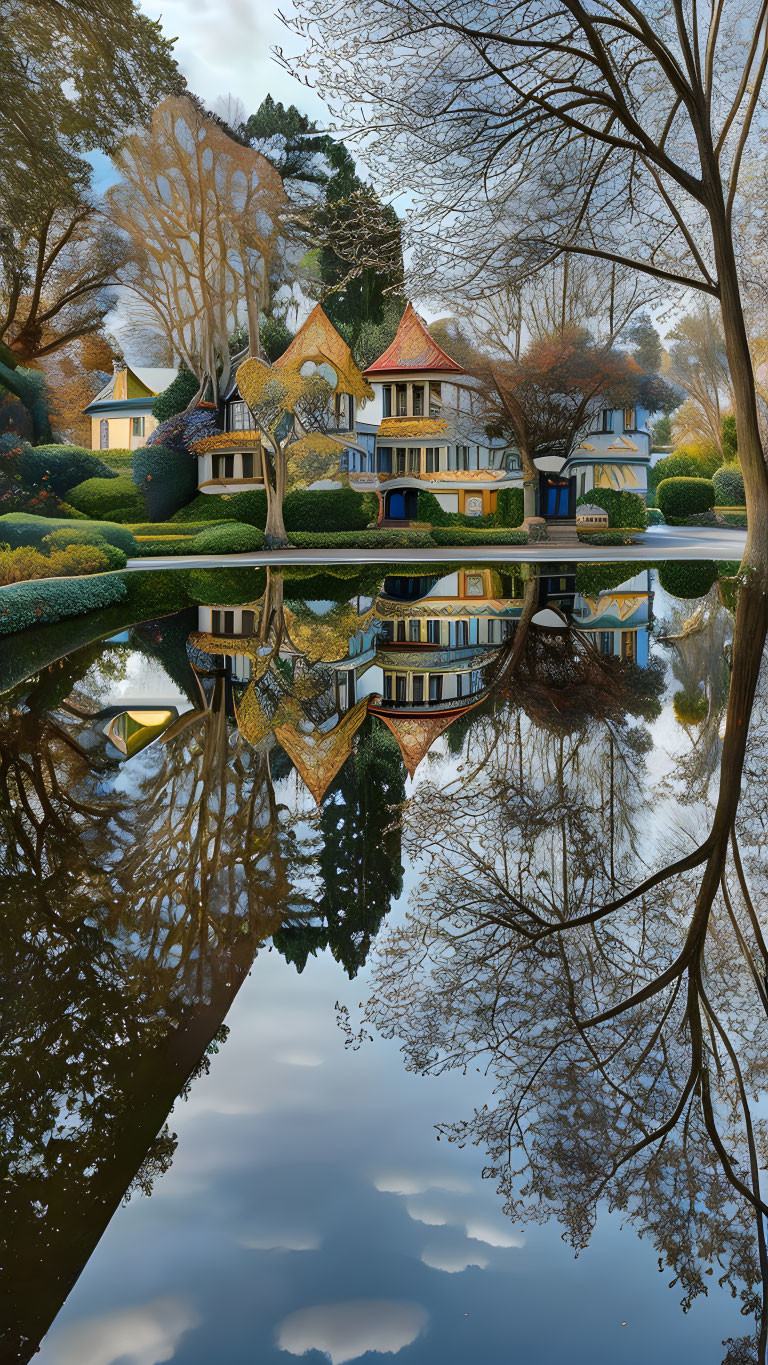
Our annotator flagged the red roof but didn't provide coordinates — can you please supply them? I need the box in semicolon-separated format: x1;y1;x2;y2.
364;303;465;376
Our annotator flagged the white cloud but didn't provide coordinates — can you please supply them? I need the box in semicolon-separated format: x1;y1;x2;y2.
276;1300;428;1365
403;1196;525;1248
372;1171;471;1197
403;1195;450;1227
42;1297;199;1365
240;1225;321;1252
420;1243;489;1274
464;1217;525;1249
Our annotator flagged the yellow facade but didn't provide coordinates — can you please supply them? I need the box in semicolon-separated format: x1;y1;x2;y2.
90;413;159;451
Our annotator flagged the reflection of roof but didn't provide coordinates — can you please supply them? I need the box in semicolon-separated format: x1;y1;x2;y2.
378;417;448;439
274;696;369;805
283;604;377;664
274;303;373;401
234;684;271;746
364;303;465;376
375;703;479;777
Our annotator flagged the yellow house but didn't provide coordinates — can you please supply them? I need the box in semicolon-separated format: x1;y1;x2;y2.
84;365;178;451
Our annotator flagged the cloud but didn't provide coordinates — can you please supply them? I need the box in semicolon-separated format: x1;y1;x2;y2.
464;1217;525;1249
276;1300;428;1365
372;1171;471;1197
240;1225;321;1252
42;1297;199;1365
420;1243;489;1274
403;1196;525;1248
404;1195;450;1227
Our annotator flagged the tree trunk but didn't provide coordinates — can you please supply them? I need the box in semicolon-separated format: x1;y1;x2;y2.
709;207;768;582
263;442;289;549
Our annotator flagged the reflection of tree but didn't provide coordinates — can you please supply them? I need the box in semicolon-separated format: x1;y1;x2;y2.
660;589;733;800
364;578;768;1363
0;654;289;1363
274;720;405;976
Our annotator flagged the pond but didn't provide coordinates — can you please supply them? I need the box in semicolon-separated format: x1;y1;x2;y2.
2;556;767;1365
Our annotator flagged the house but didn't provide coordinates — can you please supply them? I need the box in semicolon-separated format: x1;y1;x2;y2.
84;365;178;451
348;303;521;521
535;402;653;519
198;304;372;494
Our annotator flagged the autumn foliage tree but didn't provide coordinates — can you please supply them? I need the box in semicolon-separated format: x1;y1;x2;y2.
107;96;289;405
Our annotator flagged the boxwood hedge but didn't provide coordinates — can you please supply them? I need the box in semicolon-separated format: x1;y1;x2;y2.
191;523;265;553
67;475;147;522
429;527;528;545
656;477;715;522
576;487;648;528
288;529;434;549
0;514;139;555
18;445;117;495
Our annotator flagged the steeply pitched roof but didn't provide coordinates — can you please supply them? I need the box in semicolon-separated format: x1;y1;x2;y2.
375;704;479;778
364;303;465;376
274;696;370;805
274;303;373;401
88;365;178;407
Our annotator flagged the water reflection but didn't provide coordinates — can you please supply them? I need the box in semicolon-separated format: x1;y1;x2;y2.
2;559;767;1363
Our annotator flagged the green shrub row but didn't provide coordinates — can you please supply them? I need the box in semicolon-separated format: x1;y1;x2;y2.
191;523;266;553
429;527;528;545
131;537;197;557
67;474;147;522
0;573;127;637
18;445;117;495
416;488;524;530
574;562;643;596
288;529;435;549
128;520;228;536
171;486;373;532
0;514;139;554
188;568;268;606
656;477;715;522
576;530;634;545
648;448;723;504
721;511;748;527
576;487;648;528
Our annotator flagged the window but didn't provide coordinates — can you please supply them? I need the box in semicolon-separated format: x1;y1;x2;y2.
409;620;420;642
621;631;635;660
395;673;407;703
228;401;249;431
396;384;407;416
378;447;392;474
397;621;406;642
429;675;443;702
213;453;235;479
407;447;419;473
413;385;424;415
457;672;465;698
212;609;235;635
383;385;393;417
242;451;254;479
425;447;438;473
429;382;442;416
131;416;145;437
456;445;470;470
456;620;469;647
427;619;441;644
396;447;406;474
99;419;109;449
601;410;614;433
599;631;612;655
624;407;635;431
384;673;393;700
242;610;255;634
412;674;424;704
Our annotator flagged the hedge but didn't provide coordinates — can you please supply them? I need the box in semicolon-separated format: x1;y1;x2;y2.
42;528;128;569
0;542;119;584
429;527;528;545
0;572;127;636
132;444;198;521
576;487;648;529
67;475;147;522
646;507;665;526
100;449;134;473
656;477;715;522
288;529;434;549
0;514;139;555
415;487;524;530
191;523;265;553
128;520;234;537
648;449;722;503
712;465;746;506
673;690;708;725
18;445;117;495
172;489;267;525
494;487;524;527
574;562;641;596
130;537;196;557
722;511;748;527
576;530;633;545
658;560;718;599
283;487;369;532
188;567;268;606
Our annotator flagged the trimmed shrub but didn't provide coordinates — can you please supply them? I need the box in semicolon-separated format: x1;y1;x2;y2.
43;527;127;569
712;465;746;507
416;489;454;526
648;448;722;503
576;530;632;545
191;522;265;553
656;477;715;523
0;542;116;585
151;367;199;422
100;449;134;473
172;489;268;525
576;487;648;529
360;491;380;525
0;573;127;636
128;521;219;536
430;527;528;545
132;444;198;521
494;487;524;528
283;487;369;532
188;567;268;605
575;562;641;596
132;536;197;556
67;475;147;522
18;445;117;495
0;513;138;554
288;529;434;549
658;560;718;599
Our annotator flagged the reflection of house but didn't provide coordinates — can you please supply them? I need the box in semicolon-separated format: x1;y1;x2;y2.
349;303;521;522
106;708;178;758
570;570;652;665
84;366;178;451
196;304;372;494
369;569;524;775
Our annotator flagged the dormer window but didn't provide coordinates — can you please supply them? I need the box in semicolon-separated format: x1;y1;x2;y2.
228;400;249;432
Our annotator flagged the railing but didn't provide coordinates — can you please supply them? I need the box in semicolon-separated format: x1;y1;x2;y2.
371;689;488;713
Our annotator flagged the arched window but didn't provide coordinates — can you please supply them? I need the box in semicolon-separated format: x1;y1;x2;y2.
99;419;109;449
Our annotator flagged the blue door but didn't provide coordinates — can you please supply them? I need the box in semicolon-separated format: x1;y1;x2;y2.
388;490;406;519
544;479;571;517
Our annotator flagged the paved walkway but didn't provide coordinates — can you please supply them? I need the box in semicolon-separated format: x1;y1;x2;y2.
125;526;748;572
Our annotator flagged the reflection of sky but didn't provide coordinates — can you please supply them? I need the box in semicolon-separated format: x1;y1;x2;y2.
35;595;742;1365
38;931;741;1365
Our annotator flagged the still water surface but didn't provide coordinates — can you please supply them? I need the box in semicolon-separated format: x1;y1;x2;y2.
2;559;766;1365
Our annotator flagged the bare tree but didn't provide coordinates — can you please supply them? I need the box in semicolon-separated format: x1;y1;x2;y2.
667;307;734;455
288;0;768;574
107;96;289;403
